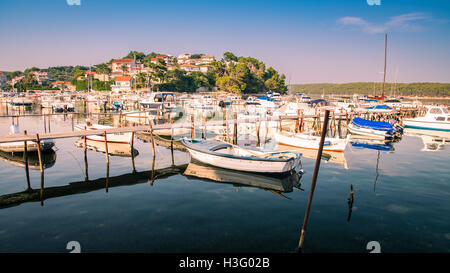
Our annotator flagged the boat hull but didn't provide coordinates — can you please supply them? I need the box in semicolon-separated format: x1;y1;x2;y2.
403;119;450;132
348;123;393;140
274;132;348;152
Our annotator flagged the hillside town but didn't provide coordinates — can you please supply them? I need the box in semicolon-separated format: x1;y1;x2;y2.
1;53;218;93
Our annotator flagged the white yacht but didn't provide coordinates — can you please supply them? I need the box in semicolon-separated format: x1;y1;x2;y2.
140;92;177;111
404;106;450;131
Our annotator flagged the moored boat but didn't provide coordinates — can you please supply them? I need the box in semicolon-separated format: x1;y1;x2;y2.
74;120;133;144
180;138;301;175
0;125;55;153
348;118;397;140
274;131;349;152
403;106;450;132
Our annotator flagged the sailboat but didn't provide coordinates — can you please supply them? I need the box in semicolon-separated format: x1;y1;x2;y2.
368;33;387;101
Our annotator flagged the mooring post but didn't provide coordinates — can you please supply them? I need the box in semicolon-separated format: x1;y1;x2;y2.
256;118;261;147
278;115;282;132
300;110;304;133
295;109;300;133
103;131;109;164
190;115;195;139
149;123;156;158
171;121;175;166
71;114;74;131
202;116;206;140
48;114;51;133
233;112;238;145
35;133;44;206
297;109;330;253
23;130;31;191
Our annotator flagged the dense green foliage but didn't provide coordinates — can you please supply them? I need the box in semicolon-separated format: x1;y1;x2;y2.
290;82;450;97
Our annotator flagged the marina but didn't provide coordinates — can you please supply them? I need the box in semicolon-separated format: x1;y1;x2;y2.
0;92;448;253
0;0;449;258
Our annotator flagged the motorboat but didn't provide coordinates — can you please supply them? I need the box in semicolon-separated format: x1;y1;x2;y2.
274;131;350;152
348;118;397;140
180;138;302;175
403;106;450;131
140;92;177;111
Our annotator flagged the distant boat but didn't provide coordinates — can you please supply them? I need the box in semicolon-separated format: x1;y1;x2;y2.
365;105;395;113
180;138;302;175
348;118;396;140
74;120;133;144
403;106;450;132
141;92;177;111
274;131;350;152
0;125;55;153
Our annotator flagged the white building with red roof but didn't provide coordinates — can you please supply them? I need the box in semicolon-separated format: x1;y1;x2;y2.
111;58;143;76
111;76;132;92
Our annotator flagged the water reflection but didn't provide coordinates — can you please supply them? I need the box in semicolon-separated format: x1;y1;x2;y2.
74;139;138;157
404;128;450;152
183;160;303;197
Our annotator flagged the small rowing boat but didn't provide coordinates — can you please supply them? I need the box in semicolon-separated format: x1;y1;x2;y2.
180;138;301;175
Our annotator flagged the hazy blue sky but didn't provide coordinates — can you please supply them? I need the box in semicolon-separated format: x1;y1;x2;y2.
0;0;449;83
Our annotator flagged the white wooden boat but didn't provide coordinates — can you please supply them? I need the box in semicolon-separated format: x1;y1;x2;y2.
0;125;55;152
404;106;450;132
181;139;301;175
74;139;138;157
274;131;349;152
74;121;132;144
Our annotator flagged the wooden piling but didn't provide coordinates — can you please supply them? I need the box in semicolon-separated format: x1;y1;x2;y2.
233;113;238;145
256;118;261;147
190;115;195;139
103;131;109;164
23;130;31;191
171;121;175;166
35;134;44;206
297;110;330;252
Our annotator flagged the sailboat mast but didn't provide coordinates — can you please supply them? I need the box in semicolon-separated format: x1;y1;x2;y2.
382;33;387;96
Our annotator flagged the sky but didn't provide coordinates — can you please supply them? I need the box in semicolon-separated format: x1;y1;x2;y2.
0;0;449;83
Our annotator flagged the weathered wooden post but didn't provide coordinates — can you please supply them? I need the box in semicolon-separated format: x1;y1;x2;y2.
256;118;261;147
149;123;156;159
297;109;330;253
190;115;195;139
347;184;354;222
233;112;238;145
171;121;175;166
71;114;74;131
202;116;206;140
278;115;282;132
48;114;51;133
300;110;304;133
295;109;300;133
23;130;31;191
35;133;44;206
103;131;109;164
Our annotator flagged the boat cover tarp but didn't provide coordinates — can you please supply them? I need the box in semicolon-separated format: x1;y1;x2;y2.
365;105;392;110
352;118;394;132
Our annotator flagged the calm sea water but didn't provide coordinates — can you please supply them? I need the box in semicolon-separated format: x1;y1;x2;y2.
0;103;449;253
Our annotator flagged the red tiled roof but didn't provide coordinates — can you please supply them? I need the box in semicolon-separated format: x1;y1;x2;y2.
112;59;133;63
115;76;132;81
